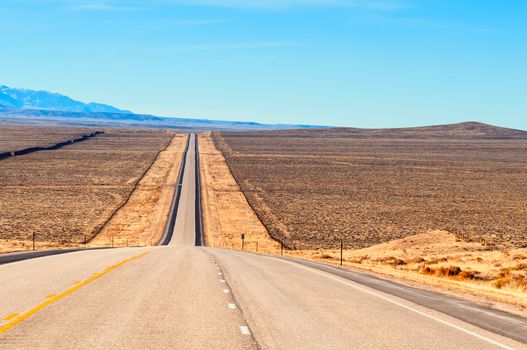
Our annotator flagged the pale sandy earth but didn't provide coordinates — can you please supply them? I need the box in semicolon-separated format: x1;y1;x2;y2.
0;128;174;253
90;134;187;247
199;132;281;253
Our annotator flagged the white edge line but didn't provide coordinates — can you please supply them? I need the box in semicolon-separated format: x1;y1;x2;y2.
276;258;517;350
240;325;251;335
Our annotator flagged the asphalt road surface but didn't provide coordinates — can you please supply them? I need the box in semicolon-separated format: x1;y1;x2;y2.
1;134;526;349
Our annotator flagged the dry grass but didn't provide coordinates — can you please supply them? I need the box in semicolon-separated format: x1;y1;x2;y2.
90;134;187;247
215;126;527;250
289;231;527;309
199;132;281;253
210;124;527;309
0;126;175;253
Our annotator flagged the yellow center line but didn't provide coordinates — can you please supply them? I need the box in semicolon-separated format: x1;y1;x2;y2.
3;313;19;322
0;250;152;335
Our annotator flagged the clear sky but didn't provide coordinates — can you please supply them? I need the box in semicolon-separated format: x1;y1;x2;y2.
1;0;526;128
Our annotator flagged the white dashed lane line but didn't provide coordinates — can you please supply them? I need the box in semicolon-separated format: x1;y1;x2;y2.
240;326;251;335
211;255;254;341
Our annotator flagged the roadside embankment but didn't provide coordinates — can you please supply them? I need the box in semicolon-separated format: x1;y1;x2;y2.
289;231;527;311
198;132;281;253
90;134;188;247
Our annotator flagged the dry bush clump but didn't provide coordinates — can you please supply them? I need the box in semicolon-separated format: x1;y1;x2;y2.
289;231;527;307
0;126;174;252
214;123;527;250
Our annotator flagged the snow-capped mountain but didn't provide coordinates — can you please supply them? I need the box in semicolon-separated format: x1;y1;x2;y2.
0;85;131;114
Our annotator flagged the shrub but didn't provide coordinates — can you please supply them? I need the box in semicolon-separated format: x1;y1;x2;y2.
459;270;479;280
493;277;512;289
511;263;527;271
316;253;333;259
418;265;462;277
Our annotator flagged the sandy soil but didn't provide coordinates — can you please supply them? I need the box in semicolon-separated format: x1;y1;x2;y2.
199;132;280;253
90;134;187;247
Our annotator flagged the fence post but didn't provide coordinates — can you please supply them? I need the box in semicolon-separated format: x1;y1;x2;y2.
340;239;343;266
32;232;36;251
256;241;259;253
281;241;284;256
241;233;245;251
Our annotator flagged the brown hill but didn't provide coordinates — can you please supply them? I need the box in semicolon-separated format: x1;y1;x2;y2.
244;122;527;140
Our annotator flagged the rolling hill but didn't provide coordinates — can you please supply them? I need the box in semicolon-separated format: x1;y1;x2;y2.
239;122;527;139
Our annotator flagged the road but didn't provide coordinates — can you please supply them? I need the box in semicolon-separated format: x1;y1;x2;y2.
0;133;526;349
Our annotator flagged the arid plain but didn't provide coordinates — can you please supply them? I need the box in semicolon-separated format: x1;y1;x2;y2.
0;126;178;252
213;122;527;308
2;123;527;310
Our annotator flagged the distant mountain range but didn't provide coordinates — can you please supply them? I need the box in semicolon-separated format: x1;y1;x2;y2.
0;84;325;130
0;85;131;114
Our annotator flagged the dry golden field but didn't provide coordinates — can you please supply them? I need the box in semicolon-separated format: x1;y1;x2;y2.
199;132;281;253
0;126;174;252
215;122;527;251
91;133;187;247
291;231;527;308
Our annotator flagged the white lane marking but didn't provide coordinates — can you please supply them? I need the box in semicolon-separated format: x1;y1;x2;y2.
220;279;226;283
223;289;230;294
279;259;516;350
240;326;251;335
228;303;237;309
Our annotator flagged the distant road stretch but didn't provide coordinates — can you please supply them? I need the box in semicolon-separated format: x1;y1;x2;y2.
0;134;526;349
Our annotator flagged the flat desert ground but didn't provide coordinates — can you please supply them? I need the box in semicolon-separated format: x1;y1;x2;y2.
213;122;527;307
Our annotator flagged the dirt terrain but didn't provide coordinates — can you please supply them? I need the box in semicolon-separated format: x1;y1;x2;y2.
210;123;527;307
91;134;187;247
214;122;527;251
199;132;280;253
0;125;94;153
0;126;175;253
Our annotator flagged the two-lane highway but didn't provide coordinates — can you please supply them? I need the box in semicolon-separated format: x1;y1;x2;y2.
0;134;256;349
1;133;526;349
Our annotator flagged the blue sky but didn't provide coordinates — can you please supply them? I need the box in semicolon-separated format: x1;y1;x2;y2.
1;0;526;128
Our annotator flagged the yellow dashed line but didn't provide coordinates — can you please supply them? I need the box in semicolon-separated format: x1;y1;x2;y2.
0;250;151;335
